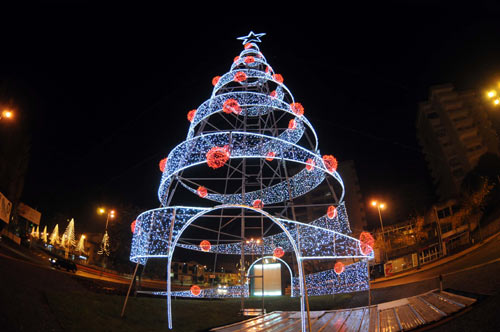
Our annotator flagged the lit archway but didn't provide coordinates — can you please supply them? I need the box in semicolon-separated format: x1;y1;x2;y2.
165;204;307;331
246;255;295;297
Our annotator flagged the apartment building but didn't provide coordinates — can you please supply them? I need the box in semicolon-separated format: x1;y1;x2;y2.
337;160;368;234
293;160;367;235
417;84;499;199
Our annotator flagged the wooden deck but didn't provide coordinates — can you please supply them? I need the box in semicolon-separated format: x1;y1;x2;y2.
210;289;476;332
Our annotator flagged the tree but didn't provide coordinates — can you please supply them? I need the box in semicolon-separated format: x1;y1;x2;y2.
413;215;428;242
49;224;59;245
61;218;76;248
462;153;500;191
106;203;144;273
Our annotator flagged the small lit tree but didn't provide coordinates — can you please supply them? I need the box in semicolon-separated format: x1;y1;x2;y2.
30;225;39;239
49;224;59;245
61;218;76;248
76;234;86;253
41;225;48;243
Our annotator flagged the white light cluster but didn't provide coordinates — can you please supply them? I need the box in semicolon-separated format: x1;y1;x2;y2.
187;91;317;145
178;166;325;206
212;69;285;96
310;202;352;235
155;285;249;299
230;54;270;72
158;131;344;205
292;260;369;296
130;205;373;263
130;206;208;265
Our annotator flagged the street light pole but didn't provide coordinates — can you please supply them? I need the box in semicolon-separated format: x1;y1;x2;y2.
97;208;115;257
105;211;111;232
371;201;388;262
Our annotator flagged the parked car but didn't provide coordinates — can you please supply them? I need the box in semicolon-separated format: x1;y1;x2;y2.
49;257;77;273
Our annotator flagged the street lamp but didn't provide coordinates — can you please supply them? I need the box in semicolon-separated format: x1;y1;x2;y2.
486;85;500;106
0;109;14;121
98;208;115;232
97;208;116;256
371;201;388;262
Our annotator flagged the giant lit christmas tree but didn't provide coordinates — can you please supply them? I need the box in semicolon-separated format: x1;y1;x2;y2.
130;32;373;330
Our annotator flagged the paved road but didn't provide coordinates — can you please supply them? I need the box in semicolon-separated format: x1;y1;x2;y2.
2;235;500;331
3;232;500;301
347;233;500;308
372;233;500;290
0;240;168;289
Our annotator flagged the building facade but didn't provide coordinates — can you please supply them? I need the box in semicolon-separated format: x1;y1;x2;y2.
337;160;368;235
417;84;499;200
170;260;239;286
293;160;367;235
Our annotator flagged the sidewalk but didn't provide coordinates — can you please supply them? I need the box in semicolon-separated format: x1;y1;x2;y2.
371;231;500;284
0;238;170;289
0;237;42;265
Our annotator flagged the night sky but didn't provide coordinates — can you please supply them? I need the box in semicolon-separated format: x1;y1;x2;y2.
2;2;500;232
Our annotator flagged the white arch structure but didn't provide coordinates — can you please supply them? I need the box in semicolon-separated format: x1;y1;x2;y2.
130;204;373;331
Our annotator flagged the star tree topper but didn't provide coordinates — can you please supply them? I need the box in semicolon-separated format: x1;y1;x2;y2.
237;31;266;45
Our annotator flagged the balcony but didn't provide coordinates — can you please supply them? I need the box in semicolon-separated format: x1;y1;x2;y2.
458;126;478;140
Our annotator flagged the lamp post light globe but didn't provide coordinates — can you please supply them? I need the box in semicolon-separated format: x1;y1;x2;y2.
0;109;14;121
371;200;388;262
97;207;116;231
486;85;500;107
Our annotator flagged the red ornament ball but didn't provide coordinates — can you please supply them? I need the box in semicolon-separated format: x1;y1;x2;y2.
359;231;375;255
187;109;196;122
159;158;167;172
197;186;208;198
290;102;304;116
130;220;137;234
206;145;230;169
265;66;270;74
322;155;338;172
269;90;277;99
334;261;345;275
305;158;315;171
200;240;211;252
272;74;284;83
252;199;264;209
244;42;253;49
273;247;285;258
212;76;221;86
222;99;242;114
327;205;338;219
265;151;276;161
234;71;247;82
288;119;297;130
190;285;201;296
233;56;240;63
244;56;255;64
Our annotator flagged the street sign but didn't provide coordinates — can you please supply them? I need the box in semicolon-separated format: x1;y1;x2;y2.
0;192;12;224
